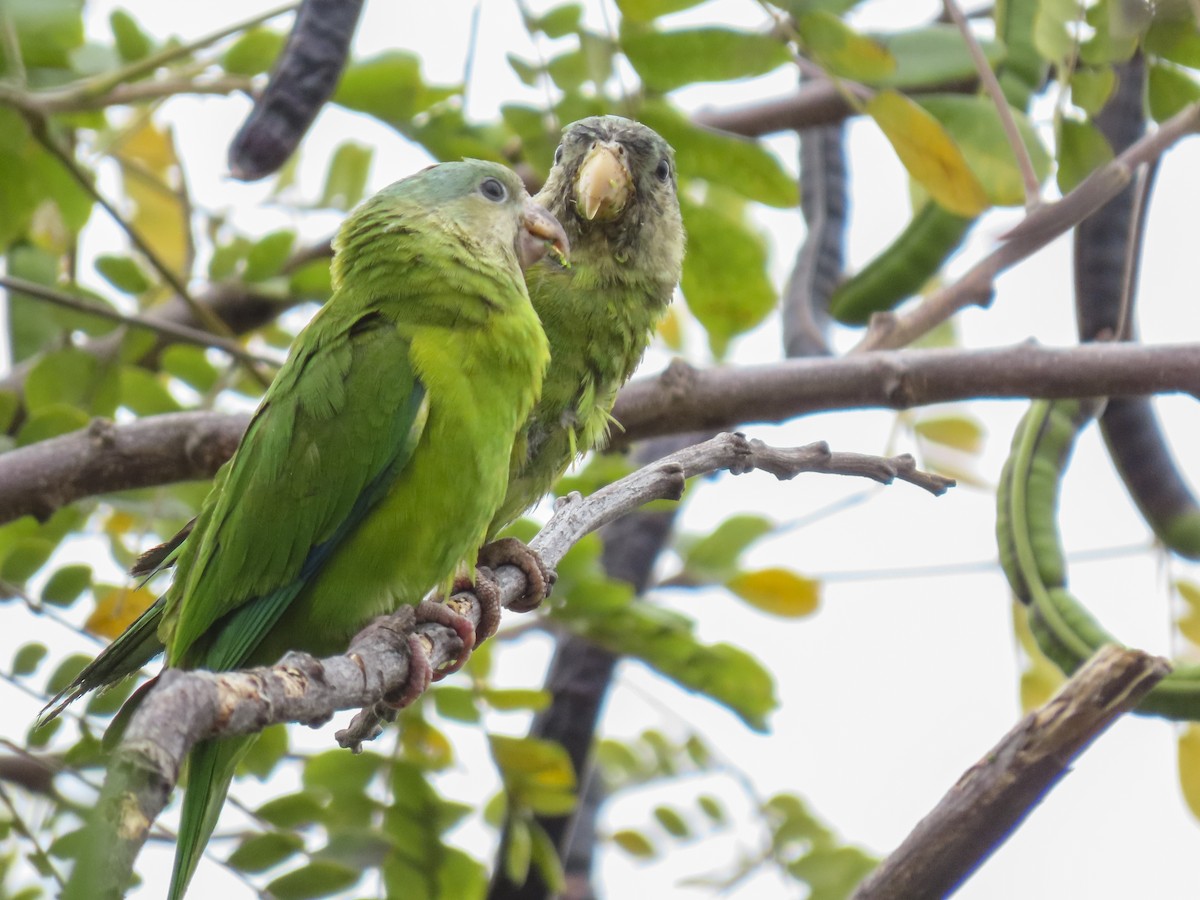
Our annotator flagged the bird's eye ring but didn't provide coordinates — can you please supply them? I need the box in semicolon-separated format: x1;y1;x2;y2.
654;158;671;182
554;144;564;165
480;177;508;202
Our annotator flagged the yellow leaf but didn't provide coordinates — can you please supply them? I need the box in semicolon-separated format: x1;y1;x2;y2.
867;90;989;217
85;586;157;641
1179;724;1200;823
114;121;192;280
726;568;820;618
1176;579;1200;609
913;413;986;454
1176;581;1200;647
103;511;137;536
1012;600;1064;712
657;305;683;351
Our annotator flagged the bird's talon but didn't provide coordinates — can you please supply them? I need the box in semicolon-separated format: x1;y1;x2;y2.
477;537;555;614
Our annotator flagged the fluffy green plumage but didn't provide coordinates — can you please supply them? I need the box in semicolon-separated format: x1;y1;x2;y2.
46;161;561;899
489;116;685;534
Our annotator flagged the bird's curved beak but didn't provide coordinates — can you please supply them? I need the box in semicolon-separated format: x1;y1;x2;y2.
575;140;633;222
518;200;570;271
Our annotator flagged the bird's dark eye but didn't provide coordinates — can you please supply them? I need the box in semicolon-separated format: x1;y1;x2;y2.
480;177;508;202
654;158;671;182
553;144;564;165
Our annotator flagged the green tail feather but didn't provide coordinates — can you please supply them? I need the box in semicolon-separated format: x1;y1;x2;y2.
169;735;254;900
38;597;167;726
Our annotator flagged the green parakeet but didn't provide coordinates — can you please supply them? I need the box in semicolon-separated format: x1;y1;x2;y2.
44;160;567;899
488;116;685;534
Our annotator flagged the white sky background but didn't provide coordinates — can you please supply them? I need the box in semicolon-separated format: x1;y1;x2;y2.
2;0;1200;897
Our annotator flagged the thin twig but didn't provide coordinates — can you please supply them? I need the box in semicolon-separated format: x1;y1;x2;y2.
0;781;66;889
942;0;1042;209
0;275;278;368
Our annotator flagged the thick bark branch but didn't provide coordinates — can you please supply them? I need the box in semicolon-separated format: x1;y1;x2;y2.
851;645;1169;899
4;341;1199;523
70;434;951;898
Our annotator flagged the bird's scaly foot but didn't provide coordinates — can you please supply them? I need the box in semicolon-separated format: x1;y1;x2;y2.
476;537;556;614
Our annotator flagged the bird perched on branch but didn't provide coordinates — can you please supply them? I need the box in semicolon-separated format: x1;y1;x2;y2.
41;160;568;900
486;116;685;540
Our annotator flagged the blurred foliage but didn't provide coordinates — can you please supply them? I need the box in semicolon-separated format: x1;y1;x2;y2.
0;0;1198;896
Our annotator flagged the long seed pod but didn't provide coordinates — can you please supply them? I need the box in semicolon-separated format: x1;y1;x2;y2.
783;76;847;356
1074;55;1200;559
227;0;365;181
996;399;1200;720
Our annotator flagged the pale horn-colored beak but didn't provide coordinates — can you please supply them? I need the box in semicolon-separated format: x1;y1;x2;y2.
575;140;633;222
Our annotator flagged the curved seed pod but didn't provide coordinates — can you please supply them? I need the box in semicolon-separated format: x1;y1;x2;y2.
1074;55;1200;559
996;399;1200;720
227;0;365;181
783;89;846;356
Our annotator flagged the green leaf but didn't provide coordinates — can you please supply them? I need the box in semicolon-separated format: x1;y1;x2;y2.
1146;19;1200;68
334;52;460;129
490;735;577;816
0;391;18;432
265;860;360;900
41;563;91;605
227;831;305;874
615;0;705;22
1148;62;1200;123
1033;0;1080;67
1078;2;1138;67
698;794;725;823
314;829;395;869
16;404;89;446
288;257;333;300
94;254;150;294
244;229;297;282
222;26;285;76
161;345;220;394
790;845;879;897
917;94;1051;206
303;748;380;795
44;653;92;695
109;9;152;63
621;26;789;92
874;25;1004;90
118;367;180;416
319;142;373;211
682;514;775;583
638;99;797;207
482;688;552;712
726;568;821;618
678;193;777;358
612;829;656;857
1056;118;1113;194
433;685;481;722
528;819;566;894
796;12;895;82
238;724;289;779
653;805;690;838
4;0;85;68
1070;66;1116;115
1;537;55;582
256;790;326;829
25;348;100;413
12;642;47;676
505;817;532;885
867;90;989;216
530;4;583;38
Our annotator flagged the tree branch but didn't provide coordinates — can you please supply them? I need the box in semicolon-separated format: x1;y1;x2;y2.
70;434;951;898
6;340;1200;523
851;645;1169;899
